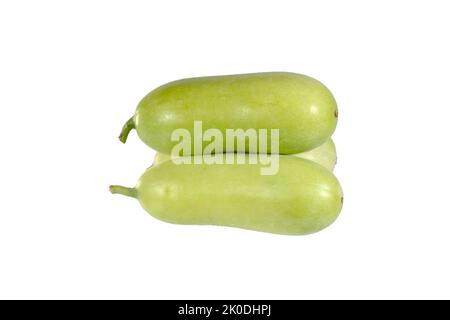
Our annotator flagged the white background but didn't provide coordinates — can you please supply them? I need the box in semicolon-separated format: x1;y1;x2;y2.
1;0;449;299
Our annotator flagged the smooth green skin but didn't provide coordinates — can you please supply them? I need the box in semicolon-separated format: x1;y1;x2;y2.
153;138;337;171
110;156;343;235
294;138;337;171
120;72;338;154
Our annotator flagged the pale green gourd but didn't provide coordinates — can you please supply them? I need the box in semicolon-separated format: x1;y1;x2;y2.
110;155;343;235
119;72;338;154
153;139;337;171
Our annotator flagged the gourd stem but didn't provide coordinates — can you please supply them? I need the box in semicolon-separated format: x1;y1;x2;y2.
119;117;135;143
109;185;138;198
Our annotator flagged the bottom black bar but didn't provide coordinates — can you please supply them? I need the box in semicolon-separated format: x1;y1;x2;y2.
0;299;439;318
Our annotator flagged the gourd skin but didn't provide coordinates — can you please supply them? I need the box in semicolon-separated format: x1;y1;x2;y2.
153;138;337;172
293;138;337;171
130;156;343;235
131;72;338;155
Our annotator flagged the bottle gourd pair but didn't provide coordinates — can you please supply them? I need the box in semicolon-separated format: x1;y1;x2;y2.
111;72;343;235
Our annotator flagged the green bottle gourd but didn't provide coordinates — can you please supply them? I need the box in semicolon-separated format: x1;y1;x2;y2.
119;72;338;155
153;138;337;171
110;155;343;235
